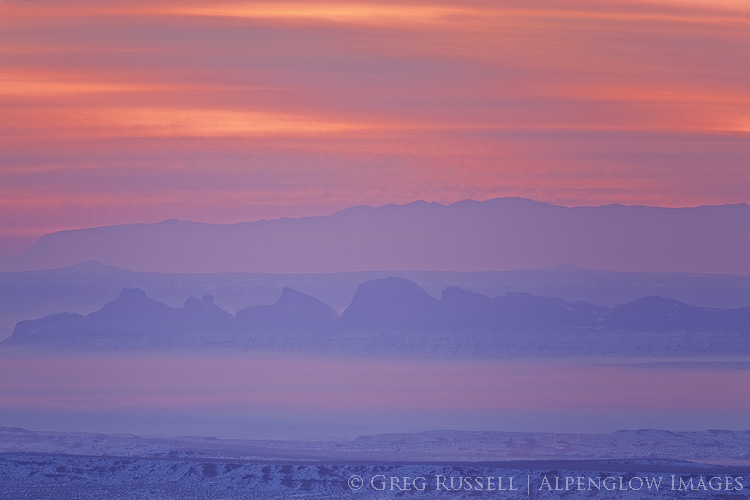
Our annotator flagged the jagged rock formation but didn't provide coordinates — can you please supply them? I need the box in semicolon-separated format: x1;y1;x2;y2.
3;278;750;353
341;277;439;328
236;287;338;328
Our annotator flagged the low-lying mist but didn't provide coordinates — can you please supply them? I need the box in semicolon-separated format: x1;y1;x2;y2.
1;351;748;440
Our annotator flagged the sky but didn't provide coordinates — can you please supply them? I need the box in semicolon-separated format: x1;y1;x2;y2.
1;0;749;253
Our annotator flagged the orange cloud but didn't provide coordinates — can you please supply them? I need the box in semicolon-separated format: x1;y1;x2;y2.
103;107;368;137
0;0;748;247
164;3;481;24
0;71;165;97
0;106;375;141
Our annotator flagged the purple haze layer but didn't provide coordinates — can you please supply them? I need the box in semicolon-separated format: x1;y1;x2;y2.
1;352;748;439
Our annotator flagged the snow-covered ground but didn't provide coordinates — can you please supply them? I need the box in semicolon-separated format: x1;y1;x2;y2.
3;428;750;498
2;452;749;499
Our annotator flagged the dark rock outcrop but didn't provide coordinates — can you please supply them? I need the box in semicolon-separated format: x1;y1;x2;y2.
341;277;439;328
236;287;338;328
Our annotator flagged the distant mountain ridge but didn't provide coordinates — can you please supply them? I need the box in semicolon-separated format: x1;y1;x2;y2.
4;197;750;274
4;277;750;354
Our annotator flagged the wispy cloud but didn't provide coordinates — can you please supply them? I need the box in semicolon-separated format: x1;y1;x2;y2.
0;0;748;250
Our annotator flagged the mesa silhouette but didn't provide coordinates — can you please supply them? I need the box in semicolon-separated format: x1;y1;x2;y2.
5;277;750;355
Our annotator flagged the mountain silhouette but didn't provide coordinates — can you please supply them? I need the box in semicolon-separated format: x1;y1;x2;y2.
4;280;750;350
9;312;85;344
438;287;607;330
341;277;440;328
6;288;235;344
236;287;338;328
5;198;750;274
606;295;750;333
87;288;175;324
182;295;233;324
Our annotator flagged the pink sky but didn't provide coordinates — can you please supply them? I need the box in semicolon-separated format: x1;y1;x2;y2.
1;0;749;253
